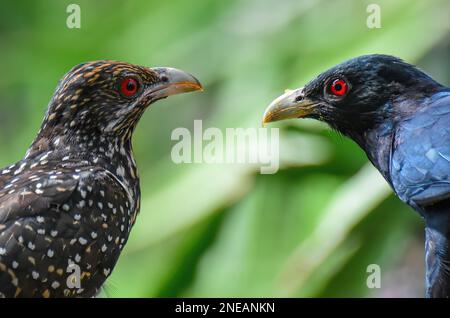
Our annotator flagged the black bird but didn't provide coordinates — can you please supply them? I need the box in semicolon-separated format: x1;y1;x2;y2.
0;61;202;297
263;54;450;298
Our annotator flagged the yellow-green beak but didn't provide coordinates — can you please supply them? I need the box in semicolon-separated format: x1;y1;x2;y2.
262;87;317;125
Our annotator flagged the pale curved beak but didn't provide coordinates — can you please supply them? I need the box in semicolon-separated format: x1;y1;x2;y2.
148;67;203;99
262;87;317;125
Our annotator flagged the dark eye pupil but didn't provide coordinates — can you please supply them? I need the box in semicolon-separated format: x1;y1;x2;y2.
334;83;342;91
126;81;135;91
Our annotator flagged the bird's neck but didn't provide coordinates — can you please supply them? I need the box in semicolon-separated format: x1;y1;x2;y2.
26;130;140;201
346;114;396;186
28;130;141;213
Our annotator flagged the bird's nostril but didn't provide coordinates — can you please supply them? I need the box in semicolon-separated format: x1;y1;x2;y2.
295;95;303;102
161;75;169;83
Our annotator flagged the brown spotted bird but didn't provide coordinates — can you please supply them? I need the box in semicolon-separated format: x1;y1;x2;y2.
0;61;202;298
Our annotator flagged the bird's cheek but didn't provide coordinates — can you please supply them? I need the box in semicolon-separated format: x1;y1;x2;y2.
303;101;325;118
136;92;161;108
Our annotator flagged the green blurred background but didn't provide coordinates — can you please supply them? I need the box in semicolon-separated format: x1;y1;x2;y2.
0;0;449;297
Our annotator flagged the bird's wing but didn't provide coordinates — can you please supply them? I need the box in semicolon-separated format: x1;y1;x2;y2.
0;164;132;223
0;167;80;224
391;92;450;207
0;163;131;297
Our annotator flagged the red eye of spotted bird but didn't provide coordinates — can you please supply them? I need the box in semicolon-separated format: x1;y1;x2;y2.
120;77;139;97
330;78;348;96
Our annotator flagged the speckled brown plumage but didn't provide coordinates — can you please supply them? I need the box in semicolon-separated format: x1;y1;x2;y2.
0;61;201;298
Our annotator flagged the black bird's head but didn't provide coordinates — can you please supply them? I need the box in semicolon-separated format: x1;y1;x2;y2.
263;54;444;137
31;61;202;153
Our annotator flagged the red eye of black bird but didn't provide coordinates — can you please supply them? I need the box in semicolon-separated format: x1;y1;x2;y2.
330;79;348;96
120;77;139;97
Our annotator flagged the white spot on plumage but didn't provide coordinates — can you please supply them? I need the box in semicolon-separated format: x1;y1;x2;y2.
40;152;50;161
14;162;27;175
78;237;87;245
116;165;125;177
77;200;85;208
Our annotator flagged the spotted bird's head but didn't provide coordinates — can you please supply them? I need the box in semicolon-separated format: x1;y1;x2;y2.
37;61;202;142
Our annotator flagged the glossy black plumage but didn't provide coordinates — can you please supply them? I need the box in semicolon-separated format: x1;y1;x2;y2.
264;54;450;297
0;61;201;297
